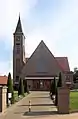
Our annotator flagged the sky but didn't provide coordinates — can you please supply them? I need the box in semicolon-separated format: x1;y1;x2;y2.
0;0;78;77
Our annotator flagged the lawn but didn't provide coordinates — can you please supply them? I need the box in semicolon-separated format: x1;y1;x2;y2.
14;91;28;102
14;91;18;102
70;91;78;111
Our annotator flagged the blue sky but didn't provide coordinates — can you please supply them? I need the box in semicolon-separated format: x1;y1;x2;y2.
0;0;78;76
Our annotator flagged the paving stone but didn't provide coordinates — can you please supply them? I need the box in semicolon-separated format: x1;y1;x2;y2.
0;91;78;119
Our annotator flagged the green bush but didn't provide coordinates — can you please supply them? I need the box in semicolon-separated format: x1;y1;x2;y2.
11;91;15;104
7;73;13;93
7;72;15;104
57;72;62;87
55;72;62;106
18;78;24;96
23;79;28;93
55;88;58;106
50;77;56;95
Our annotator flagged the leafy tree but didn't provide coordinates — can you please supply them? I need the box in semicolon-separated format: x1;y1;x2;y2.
74;67;78;73
73;70;78;83
18;78;24;96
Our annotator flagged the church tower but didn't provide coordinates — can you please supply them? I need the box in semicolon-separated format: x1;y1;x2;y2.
13;15;26;87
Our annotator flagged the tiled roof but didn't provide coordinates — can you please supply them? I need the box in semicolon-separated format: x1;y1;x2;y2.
55;57;70;72
0;76;8;85
25;56;70;72
22;41;65;77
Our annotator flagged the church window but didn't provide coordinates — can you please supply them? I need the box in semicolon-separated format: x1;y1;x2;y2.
16;59;20;73
16;43;20;54
16;43;20;45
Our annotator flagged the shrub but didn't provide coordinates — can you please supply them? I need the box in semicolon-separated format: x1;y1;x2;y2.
55;72;62;106
7;72;15;104
57;72;62;87
11;91;15;104
50;77;56;95
7;73;13;93
55;88;58;106
23;79;28;93
18;78;24;96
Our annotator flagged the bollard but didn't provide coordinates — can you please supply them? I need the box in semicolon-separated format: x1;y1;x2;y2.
29;100;31;112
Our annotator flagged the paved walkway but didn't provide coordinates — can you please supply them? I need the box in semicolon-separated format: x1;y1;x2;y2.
0;91;78;119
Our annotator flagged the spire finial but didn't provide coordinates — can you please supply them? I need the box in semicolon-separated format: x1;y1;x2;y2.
19;12;20;19
14;13;23;33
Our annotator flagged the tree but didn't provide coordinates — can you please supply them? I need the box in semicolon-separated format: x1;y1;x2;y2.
74;67;78;73
18;78;24;96
11;91;15;104
7;72;15;104
50;77;56;95
55;88;58;106
23;79;27;93
55;72;62;106
54;77;56;94
50;80;53;94
7;73;13;93
57;72;62;87
73;69;78;83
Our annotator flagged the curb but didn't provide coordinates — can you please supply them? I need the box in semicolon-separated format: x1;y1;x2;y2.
70;109;78;113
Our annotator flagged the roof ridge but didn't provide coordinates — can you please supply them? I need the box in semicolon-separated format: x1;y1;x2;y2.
22;40;64;74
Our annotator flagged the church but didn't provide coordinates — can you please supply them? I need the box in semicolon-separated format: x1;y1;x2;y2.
13;16;73;91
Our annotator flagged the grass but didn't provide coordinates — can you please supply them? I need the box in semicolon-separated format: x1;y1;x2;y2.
14;91;28;102
70;91;78;111
14;91;19;102
7;91;28;108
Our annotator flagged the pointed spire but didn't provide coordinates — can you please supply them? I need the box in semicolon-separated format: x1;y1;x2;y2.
14;14;23;33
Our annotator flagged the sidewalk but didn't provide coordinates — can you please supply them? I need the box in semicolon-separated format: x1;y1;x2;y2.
0;91;78;119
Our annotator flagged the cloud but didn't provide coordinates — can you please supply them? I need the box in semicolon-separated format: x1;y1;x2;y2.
1;0;78;76
0;0;38;76
0;60;12;77
0;0;38;39
25;0;78;71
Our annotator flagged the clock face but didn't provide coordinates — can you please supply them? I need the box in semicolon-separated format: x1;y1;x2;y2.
16;36;20;41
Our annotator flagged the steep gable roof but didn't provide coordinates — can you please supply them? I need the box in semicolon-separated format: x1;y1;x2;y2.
21;40;63;78
56;57;70;72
